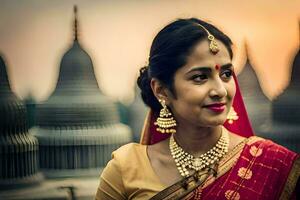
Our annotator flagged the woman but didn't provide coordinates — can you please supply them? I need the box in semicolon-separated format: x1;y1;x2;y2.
96;18;299;200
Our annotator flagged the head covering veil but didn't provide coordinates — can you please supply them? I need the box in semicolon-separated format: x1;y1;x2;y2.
140;73;254;145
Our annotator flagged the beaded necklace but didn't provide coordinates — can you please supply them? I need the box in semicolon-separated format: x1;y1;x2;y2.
169;127;229;177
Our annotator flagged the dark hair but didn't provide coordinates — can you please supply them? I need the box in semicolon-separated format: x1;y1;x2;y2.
137;18;233;112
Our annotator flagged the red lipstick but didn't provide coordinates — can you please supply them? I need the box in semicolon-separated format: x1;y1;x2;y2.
203;103;225;113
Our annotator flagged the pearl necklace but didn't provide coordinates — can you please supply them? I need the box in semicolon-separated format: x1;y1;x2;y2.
169;127;229;177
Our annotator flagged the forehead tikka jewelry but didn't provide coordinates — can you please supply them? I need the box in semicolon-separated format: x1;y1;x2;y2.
196;23;219;54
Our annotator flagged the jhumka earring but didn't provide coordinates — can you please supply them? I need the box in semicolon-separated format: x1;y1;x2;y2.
154;99;177;134
227;106;239;124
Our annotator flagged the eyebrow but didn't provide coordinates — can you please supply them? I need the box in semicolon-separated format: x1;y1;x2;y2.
186;63;233;74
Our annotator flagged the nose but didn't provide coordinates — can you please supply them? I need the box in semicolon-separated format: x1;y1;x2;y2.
208;78;227;99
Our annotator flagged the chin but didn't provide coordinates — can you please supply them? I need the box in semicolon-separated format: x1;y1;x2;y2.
201;117;227;127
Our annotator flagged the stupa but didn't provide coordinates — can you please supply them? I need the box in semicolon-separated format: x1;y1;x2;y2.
0;54;42;190
33;6;132;178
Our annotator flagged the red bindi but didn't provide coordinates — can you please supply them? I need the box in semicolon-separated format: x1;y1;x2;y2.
215;64;220;70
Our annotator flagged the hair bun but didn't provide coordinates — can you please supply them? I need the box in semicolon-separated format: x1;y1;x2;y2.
139;66;148;75
137;66;150;90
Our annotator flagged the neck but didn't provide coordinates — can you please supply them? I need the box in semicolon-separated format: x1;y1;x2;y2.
173;123;222;157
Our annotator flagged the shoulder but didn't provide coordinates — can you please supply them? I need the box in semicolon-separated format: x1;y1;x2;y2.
98;143;147;199
246;136;298;167
112;142;146;161
247;136;297;154
247;136;296;154
104;142;148;176
101;143;145;174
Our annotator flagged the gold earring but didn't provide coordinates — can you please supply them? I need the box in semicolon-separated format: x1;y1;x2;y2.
227;106;239;124
154;99;177;134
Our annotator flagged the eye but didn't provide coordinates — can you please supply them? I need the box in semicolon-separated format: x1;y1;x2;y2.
220;69;233;80
191;74;208;83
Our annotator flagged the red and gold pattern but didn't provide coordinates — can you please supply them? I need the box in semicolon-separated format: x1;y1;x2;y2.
237;167;252;180
249;146;263;157
225;190;240;200
196;138;299;200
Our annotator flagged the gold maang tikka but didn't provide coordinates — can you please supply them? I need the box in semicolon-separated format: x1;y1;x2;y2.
154;99;177;134
197;23;219;54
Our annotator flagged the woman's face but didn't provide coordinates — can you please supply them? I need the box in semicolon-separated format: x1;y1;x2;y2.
168;39;236;128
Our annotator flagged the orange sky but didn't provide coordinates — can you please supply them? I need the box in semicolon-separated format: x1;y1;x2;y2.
0;0;299;103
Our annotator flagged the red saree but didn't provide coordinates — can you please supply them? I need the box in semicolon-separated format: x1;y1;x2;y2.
186;137;299;200
141;74;300;200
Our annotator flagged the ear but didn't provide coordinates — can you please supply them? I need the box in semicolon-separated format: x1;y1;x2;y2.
150;78;172;105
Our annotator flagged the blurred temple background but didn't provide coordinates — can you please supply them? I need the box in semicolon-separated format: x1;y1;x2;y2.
0;0;299;199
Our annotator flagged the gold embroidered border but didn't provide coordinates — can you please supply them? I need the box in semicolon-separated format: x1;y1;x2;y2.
279;157;300;200
202;136;262;189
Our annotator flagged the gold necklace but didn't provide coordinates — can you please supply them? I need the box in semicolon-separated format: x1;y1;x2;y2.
169;127;229;177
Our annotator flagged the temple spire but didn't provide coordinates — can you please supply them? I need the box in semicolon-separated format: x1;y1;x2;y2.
73;5;78;41
34;5;132;179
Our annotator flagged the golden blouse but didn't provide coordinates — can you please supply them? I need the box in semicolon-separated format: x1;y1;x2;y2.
95;143;166;200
